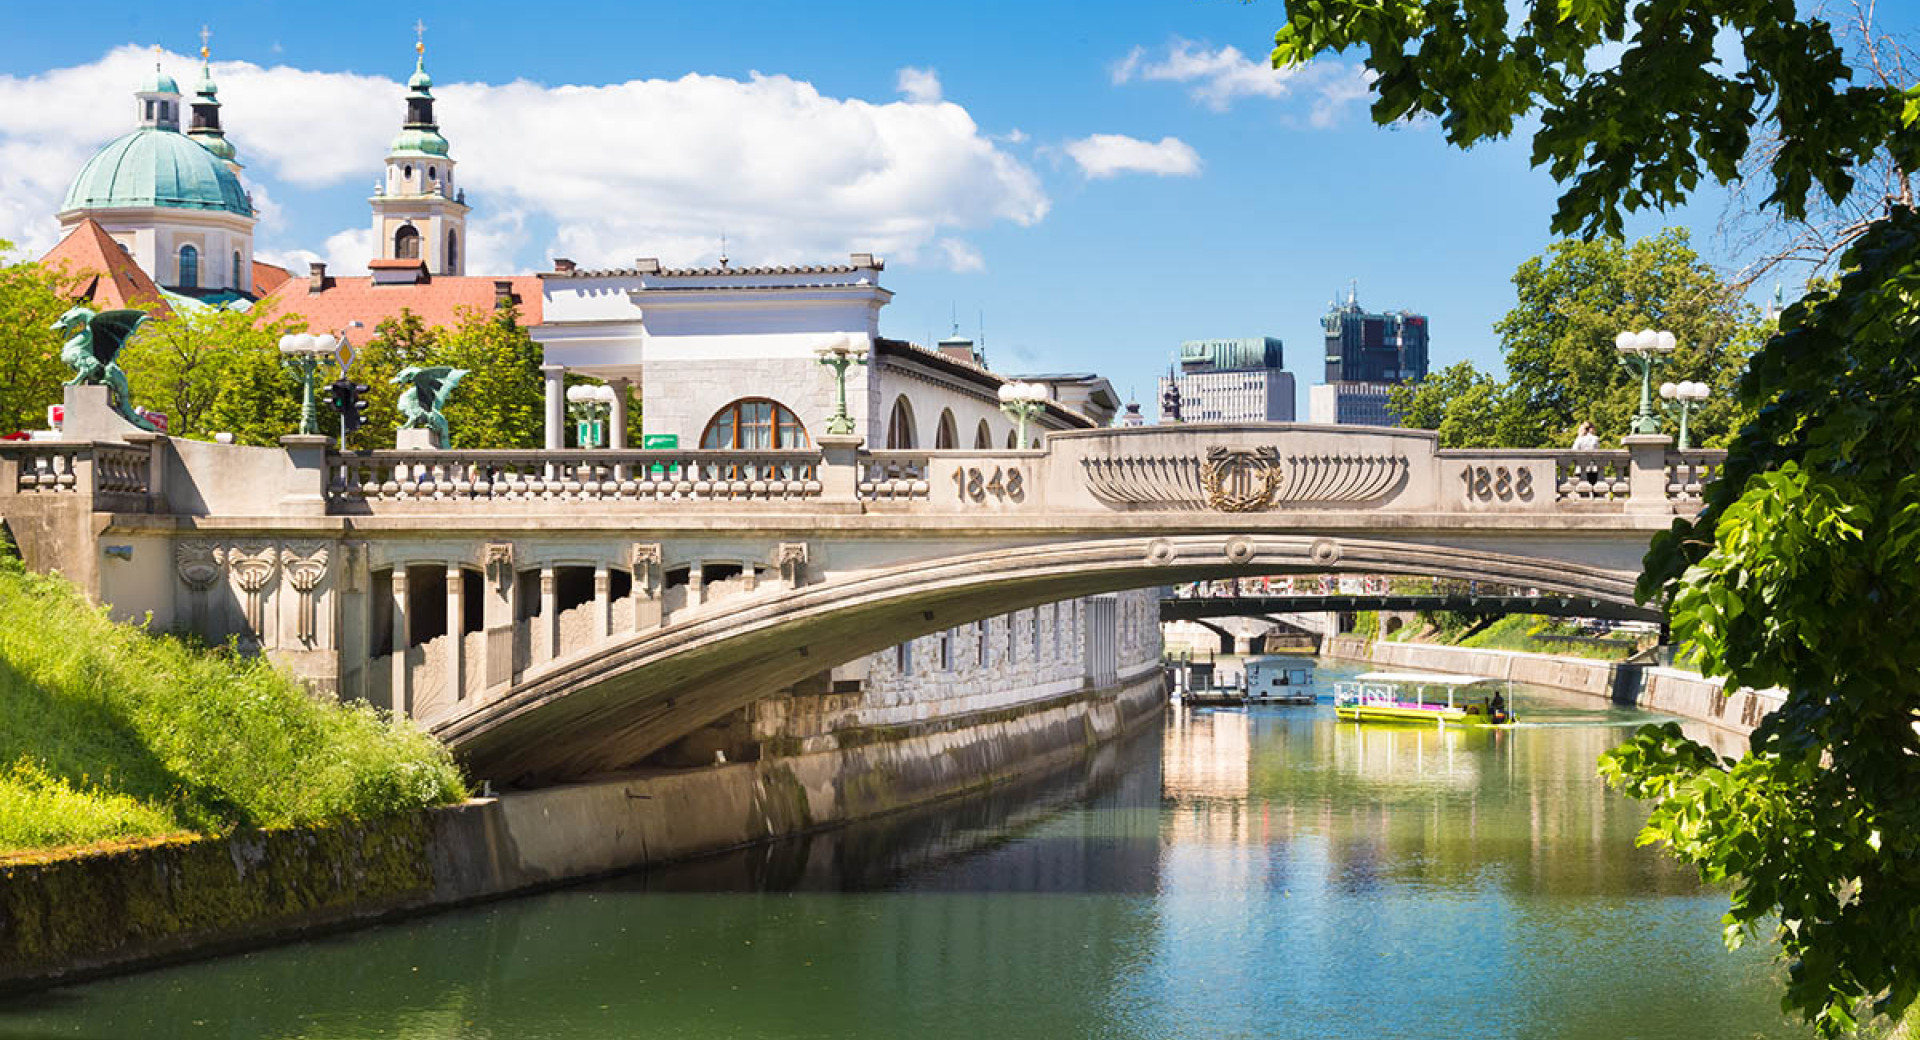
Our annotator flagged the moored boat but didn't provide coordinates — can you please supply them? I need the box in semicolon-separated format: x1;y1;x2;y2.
1332;671;1513;726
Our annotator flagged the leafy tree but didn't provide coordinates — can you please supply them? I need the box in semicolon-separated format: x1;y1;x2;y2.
119;305;306;443
1388;359;1533;447
0;244;79;436
1276;0;1920;1032
437;304;545;450
344;311;437;450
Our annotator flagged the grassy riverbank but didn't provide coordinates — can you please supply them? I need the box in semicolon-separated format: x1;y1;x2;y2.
1365;612;1648;662
0;554;466;856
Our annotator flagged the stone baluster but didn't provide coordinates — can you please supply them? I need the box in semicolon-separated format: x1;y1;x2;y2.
124;430;167;512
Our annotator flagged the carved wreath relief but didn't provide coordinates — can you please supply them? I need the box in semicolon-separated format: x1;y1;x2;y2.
1201;447;1285;513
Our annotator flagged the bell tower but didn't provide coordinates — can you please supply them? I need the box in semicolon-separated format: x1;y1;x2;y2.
370;24;468;275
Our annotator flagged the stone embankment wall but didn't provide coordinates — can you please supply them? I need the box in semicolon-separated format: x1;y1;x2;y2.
0;610;1164;991
1323;636;1783;735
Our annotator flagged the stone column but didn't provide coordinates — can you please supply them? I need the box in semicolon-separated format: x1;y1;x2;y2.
446;564;466;701
1623;434;1675;515
818;434;863;502
390;568;411;717
689;561;706;607
593;564;611;641
484;547;516;689
277;434;332;516
608;378;631;449
542;364;567;451
540;565;559;662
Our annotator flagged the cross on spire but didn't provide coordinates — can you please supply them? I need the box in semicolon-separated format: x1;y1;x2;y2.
199;25;211;60
415;19;427;54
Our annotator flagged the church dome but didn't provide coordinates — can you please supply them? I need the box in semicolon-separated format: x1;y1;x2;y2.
139;67;180;95
60;128;252;217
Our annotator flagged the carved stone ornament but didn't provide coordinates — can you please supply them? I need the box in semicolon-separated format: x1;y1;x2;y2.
1309;538;1342;566
227;543;278;638
174;541;223;591
630;542;663;593
484;542;515;593
775;542;809;585
1201;448;1285;513
281;544;330;644
1224;536;1257;565
1144;538;1176;566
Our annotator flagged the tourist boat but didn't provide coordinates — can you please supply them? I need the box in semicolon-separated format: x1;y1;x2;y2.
1332;671;1513;726
1243;655;1316;705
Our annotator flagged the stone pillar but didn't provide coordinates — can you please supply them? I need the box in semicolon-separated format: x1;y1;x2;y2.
446;564;466;700
593;564;611;641
608;378;630;449
1623;434;1675;515
278;434;332;516
818;434;862;502
390;568;411;717
542;364;567;451
484;546;516;689
689;561;706;607
540;565;559;662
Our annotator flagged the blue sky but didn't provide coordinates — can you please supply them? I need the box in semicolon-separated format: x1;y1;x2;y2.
3;0;1910;414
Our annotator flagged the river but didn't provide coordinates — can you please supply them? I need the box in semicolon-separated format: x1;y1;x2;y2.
0;659;1805;1039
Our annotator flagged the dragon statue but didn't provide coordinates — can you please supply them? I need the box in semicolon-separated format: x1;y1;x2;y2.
393;365;468;444
53;306;155;432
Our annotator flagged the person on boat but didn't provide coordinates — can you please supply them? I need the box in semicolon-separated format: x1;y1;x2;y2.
1490;689;1508;721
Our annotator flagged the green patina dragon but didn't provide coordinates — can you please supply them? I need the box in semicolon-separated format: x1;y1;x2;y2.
53;306;155;432
393;365;468;444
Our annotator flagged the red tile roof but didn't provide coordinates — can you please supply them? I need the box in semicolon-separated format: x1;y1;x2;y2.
256;271;544;333
251;260;292;297
38;219;171;316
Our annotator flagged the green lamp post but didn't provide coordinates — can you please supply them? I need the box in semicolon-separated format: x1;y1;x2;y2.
1613;328;1677;436
1659;380;1710;450
815;338;868;436
998;381;1049;448
279;332;341;436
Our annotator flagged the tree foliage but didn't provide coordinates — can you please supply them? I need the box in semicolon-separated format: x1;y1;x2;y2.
1277;0;1920;1032
118;306;306;445
1392;231;1767;447
0;244;80;436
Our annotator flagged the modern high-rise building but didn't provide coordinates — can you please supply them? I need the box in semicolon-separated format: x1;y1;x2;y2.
1310;290;1429;426
1156;337;1296;423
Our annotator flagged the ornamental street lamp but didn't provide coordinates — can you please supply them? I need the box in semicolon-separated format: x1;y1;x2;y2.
815;337;869;436
565;383;618;448
279;332;341;437
998;381;1049;448
1614;328;1677;436
1659;379;1710;450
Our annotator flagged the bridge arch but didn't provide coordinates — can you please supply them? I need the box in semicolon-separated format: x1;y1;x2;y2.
435;532;1641;785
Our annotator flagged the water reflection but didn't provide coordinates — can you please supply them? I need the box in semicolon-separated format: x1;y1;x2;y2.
0;662;1805;1040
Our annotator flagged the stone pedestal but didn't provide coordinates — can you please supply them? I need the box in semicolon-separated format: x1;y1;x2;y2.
1623;434;1674;514
819;434;863;502
278;434;333;516
396;427;443;450
60;384;147;442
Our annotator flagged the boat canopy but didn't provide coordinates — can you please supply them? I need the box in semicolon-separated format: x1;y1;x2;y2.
1353;671;1495;687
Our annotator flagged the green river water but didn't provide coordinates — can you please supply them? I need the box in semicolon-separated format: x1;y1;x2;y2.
0;659;1809;1039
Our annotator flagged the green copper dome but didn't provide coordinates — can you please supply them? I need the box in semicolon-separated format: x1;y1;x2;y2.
388;127;450;156
139;67;180;94
61;128;252;217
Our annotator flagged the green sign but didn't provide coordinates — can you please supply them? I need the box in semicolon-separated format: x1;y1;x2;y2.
642;434;679;449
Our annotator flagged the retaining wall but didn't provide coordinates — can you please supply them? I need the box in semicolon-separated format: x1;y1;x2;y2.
0;667;1163;991
1323;635;1782;735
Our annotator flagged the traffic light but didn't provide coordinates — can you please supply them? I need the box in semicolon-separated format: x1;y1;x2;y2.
325;379;370;435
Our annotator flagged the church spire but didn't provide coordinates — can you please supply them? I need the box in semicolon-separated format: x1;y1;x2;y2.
372;24;467;275
187;26;239;168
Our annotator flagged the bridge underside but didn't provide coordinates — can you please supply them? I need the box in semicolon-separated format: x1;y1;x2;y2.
435;531;1646;787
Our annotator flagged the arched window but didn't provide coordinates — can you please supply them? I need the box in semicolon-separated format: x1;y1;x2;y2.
403;164;413;180
232;251;243;290
445;229;458;272
1005;428;1017;449
177;244;198;289
428;166;438;181
886;396;917;449
394;225;421;259
974;420;992;449
935;409;958;449
701;398;809;449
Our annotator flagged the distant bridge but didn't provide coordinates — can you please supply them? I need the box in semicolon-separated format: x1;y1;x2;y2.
2;416;1718;785
1161;593;1661;624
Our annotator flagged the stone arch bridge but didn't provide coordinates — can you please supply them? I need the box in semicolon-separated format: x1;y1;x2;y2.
0;422;1719;785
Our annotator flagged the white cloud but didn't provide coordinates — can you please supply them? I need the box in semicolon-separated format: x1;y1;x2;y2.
0;45;1049;272
936;237;984;272
896;66;942;104
1113;39;1373;124
1063;134;1201;180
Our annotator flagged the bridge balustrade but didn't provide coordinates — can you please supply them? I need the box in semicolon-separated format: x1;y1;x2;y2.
0;439;154;511
325;449;825;504
1664;450;1724;502
1553;451;1631;501
857;451;931;501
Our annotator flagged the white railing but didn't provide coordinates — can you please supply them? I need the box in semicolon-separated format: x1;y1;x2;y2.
859;451;931;501
1554;451;1630;501
1665;450;1726;502
327;449;823;504
1;441;150;501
